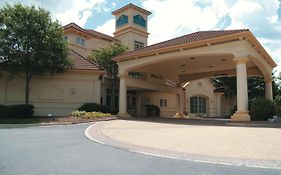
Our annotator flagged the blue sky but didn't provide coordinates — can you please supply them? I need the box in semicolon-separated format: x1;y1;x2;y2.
1;0;281;73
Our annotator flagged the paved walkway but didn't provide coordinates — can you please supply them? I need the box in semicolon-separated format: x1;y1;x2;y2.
86;119;281;169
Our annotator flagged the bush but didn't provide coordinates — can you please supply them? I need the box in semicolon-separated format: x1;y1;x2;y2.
230;106;237;116
145;105;160;117
71;110;86;117
273;96;281;116
249;98;276;121
78;103;111;113
0;104;34;118
71;110;112;119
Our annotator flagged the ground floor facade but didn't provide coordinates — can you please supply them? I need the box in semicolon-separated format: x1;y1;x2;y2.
0;71;101;116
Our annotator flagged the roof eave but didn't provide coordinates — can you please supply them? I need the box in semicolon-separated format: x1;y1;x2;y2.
112;31;250;61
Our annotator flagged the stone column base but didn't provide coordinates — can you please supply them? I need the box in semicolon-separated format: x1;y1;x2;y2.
231;112;251;122
117;113;132;119
173;112;185;118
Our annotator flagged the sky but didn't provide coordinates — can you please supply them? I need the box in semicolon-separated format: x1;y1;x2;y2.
1;0;281;73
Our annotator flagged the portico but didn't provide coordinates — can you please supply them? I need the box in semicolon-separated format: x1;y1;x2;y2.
113;30;277;121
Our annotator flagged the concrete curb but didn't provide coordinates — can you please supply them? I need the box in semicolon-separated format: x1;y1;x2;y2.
84;121;281;170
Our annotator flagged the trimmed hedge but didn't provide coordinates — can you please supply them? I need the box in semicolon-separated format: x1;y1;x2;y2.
78;103;111;114
249;98;276;121
0;104;34;118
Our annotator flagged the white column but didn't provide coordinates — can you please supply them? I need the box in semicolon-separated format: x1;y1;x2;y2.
118;76;131;118
265;80;273;101
174;93;184;118
231;57;250;121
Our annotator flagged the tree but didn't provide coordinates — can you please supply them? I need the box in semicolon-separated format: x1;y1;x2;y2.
89;44;128;112
211;75;280;99
0;4;71;105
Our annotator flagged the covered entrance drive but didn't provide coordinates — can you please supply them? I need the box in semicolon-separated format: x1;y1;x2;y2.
113;30;277;121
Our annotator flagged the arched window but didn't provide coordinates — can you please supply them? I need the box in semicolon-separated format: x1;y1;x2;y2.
190;96;207;113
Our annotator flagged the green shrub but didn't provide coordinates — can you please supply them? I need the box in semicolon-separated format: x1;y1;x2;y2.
78;103;111;113
274;95;281;107
145;105;160;117
249;98;276;121
230;106;237;116
273;96;281;116
0;104;34;118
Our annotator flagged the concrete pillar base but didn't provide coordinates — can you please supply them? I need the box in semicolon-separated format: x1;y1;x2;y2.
173;112;185;118
117;113;132;119
231;112;251;122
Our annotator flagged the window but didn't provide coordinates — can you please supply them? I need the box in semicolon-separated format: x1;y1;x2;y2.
160;99;167;107
190;96;207;113
64;36;68;41
76;37;85;46
134;41;144;50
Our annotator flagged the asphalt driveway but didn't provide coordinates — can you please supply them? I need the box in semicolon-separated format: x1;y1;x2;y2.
0;123;280;175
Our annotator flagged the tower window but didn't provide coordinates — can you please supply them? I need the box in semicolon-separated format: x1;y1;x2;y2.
76;37;85;46
134;41;144;50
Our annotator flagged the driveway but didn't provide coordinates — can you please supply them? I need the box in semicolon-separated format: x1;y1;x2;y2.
87;119;281;169
0;123;280;175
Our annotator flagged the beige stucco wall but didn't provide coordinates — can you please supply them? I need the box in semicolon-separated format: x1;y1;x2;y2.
65;33;113;58
185;79;219;117
138;91;177;118
0;71;101;116
116;32;148;51
221;95;237;117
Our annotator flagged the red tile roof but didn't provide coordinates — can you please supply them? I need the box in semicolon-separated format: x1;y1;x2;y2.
113;29;249;60
69;49;104;72
63;23;119;42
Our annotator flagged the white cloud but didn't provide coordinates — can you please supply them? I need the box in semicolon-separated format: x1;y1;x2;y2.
97;0;281;73
142;0;229;44
95;18;115;36
0;0;107;27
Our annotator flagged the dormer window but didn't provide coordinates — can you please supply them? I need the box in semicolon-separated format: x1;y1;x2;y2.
76;37;85;46
64;36;68;41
